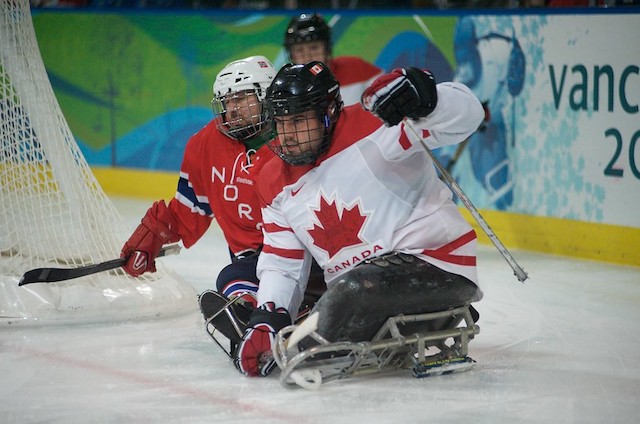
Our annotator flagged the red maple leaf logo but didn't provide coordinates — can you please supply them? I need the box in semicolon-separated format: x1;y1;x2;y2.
307;195;368;259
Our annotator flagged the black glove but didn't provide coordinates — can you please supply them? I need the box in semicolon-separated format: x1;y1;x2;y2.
361;67;438;126
234;302;291;377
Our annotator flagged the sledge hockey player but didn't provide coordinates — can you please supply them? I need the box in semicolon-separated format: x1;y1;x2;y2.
284;12;383;107
119;56;323;356
234;61;485;378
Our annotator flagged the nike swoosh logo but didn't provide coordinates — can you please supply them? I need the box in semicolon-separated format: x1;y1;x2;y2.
291;185;304;197
132;251;147;271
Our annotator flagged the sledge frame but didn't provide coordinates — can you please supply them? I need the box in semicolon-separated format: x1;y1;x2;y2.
273;305;480;389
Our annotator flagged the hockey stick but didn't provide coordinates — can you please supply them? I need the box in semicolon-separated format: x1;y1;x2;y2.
446;102;489;173
403;120;528;283
445;137;470;173
18;243;182;286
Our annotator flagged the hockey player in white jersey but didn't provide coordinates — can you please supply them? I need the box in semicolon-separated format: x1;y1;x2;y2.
234;61;485;377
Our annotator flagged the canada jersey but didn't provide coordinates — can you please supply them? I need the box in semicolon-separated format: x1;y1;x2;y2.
329;56;383;107
256;82;485;313
168;120;273;255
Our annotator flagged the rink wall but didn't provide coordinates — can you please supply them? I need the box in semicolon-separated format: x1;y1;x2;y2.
31;8;640;267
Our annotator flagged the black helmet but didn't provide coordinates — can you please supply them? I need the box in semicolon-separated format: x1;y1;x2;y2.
284;13;332;57
266;61;343;166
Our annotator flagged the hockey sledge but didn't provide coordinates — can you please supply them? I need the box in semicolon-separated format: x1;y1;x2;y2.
272;305;480;389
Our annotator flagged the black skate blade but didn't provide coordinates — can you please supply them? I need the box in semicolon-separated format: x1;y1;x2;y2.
412;356;476;378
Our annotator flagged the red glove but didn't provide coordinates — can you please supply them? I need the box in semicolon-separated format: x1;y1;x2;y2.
361;67;437;127
120;200;179;277
234;302;291;377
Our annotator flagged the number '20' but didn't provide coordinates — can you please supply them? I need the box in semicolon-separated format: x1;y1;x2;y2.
604;128;640;179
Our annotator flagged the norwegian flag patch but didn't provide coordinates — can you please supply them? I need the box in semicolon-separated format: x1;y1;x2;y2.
309;64;324;75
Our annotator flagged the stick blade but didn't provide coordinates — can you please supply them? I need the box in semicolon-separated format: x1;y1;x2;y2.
17;244;181;286
18;268;52;286
18;258;125;286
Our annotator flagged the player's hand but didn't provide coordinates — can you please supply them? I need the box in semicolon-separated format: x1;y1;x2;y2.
120;200;179;277
361;67;438;126
234;302;291;377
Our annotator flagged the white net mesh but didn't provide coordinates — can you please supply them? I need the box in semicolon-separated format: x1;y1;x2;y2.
0;0;196;324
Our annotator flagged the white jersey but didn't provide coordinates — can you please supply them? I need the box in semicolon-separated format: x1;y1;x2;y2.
256;82;485;314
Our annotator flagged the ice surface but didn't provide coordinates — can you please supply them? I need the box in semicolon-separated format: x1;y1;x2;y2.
1;197;639;423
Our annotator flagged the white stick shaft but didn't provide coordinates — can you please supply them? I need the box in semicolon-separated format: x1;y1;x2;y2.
404;120;528;283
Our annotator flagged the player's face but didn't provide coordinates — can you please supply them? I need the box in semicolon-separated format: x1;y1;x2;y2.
274;110;324;157
223;91;262;129
289;41;329;65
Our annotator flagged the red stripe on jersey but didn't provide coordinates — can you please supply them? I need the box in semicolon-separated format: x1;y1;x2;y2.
422;250;477;266
436;230;476;253
399;123;412;150
262;244;305;259
263;222;293;233
421;230;477;266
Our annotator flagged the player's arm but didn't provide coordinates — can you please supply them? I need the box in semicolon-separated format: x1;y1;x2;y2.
361;68;484;148
414;82;484;148
234;199;312;377
169;170;214;248
120;144;212;277
255;197;312;314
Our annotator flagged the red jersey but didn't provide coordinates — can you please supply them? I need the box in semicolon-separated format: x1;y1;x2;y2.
167;120;274;256
328;56;383;107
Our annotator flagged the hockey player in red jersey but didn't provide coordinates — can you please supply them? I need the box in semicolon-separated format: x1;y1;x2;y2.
283;12;383;107
119;56;327;356
120;55;277;299
233;61;485;377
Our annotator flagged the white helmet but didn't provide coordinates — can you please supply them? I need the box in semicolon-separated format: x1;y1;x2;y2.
212;56;277;141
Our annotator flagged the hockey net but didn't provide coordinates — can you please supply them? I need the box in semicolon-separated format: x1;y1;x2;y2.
0;0;196;324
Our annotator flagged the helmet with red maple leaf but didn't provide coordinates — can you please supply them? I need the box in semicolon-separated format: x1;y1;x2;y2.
265;61;343;166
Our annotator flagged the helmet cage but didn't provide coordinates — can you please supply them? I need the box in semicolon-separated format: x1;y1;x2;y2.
267;82;341;166
211;56;276;142
212;88;268;141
